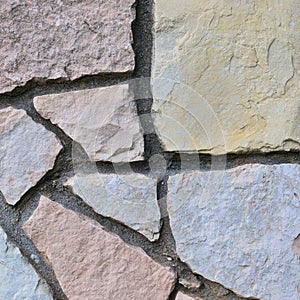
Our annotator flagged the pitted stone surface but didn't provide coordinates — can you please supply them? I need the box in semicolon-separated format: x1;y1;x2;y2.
34;84;144;163
153;0;300;154
0;0;135;93
0;226;53;299
168;164;300;300
0;106;62;205
23;196;176;300
65;173;161;241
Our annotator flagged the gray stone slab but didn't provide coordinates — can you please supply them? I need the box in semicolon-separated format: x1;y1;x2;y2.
0;226;53;299
168;164;300;299
0;107;62;205
65;172;161;241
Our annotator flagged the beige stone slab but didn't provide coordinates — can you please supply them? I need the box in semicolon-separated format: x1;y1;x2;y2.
23;196;176;300
0;107;62;205
153;0;300;154
0;0;135;93
34;84;144;163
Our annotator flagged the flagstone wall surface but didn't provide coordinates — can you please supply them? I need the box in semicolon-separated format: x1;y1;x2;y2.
0;1;299;299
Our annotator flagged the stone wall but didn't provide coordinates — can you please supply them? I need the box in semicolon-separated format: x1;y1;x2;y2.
0;1;299;299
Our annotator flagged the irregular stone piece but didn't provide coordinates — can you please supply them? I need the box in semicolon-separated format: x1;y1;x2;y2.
34;84;144;163
0;106;62;205
0;0;135;93
0;226;53;299
179;276;201;290
153;0;300;154
168;164;300;299
176;292;200;300
23;196;176;300
65;173;161;241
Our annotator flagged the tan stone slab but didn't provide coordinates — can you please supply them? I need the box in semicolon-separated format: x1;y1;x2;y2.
34;84;144;163
23;196;176;300
153;0;300;154
0;107;62;205
0;0;135;93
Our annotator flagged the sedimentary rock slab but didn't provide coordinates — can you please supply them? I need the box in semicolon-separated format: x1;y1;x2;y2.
153;0;300;154
167;164;300;299
0;106;62;205
65;173;161;241
0;0;135;93
176;292;198;300
0;226;53;299
23;196;176;300
34;84;144;163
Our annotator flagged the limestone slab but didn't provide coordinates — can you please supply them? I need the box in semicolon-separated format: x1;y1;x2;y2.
0;106;62;205
0;0;135;93
23;196;176;300
168;164;300;300
34;84;144;163
65;173;161;241
0;226;53;299
176;292;200;300
153;0;300;154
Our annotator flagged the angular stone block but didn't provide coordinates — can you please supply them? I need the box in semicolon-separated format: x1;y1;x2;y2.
34;84;144;163
0;106;62;205
23;196;176;300
65;173;161;241
0;0;135;93
0;226;53;299
167;164;300;299
153;0;300;154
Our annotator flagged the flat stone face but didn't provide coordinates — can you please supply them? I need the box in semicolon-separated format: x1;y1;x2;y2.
153;0;300;154
167;164;300;299
176;292;198;300
23;196;176;300
0;0;135;93
0;107;62;205
34;84;144;163
0;226;53;299
65;173;161;241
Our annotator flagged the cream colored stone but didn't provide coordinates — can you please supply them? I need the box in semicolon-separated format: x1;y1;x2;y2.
64;173;161;241
153;0;300;154
0;106;62;205
34;84;144;163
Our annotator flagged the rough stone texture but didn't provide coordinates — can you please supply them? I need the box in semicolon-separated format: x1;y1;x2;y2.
64;172;161;241
0;226;53;299
176;292;200;300
0;106;62;205
153;0;300;154
0;0;135;93
34;84;144;163
23;196;176;300
167;164;300;299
